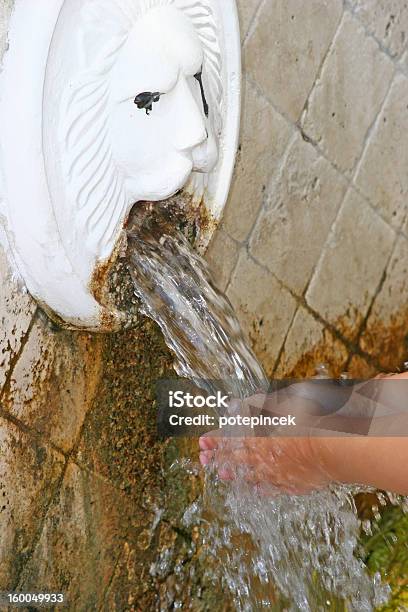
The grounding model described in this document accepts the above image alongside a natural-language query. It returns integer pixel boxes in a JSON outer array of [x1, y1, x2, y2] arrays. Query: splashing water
[[126, 204, 392, 611]]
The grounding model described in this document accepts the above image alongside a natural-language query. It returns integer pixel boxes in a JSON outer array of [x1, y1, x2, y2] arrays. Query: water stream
[[126, 203, 393, 611]]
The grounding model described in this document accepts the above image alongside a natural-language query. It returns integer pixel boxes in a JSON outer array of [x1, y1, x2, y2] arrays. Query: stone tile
[[302, 12, 394, 174], [275, 306, 348, 378], [101, 459, 223, 612], [2, 318, 103, 453], [306, 189, 395, 342], [221, 79, 292, 243], [226, 252, 297, 376], [205, 228, 239, 292], [249, 134, 348, 295], [245, 0, 343, 122], [0, 418, 65, 588], [76, 320, 174, 501], [236, 0, 261, 41], [400, 48, 408, 72], [360, 235, 408, 370], [0, 0, 14, 61], [348, 0, 408, 59], [101, 540, 156, 612], [355, 75, 408, 229], [18, 463, 144, 611], [0, 243, 36, 393], [347, 354, 379, 378]]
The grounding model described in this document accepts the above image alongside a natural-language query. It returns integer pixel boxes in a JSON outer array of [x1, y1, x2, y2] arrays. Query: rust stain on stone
[[90, 233, 126, 307], [88, 190, 218, 332], [360, 307, 408, 372], [250, 306, 408, 380]]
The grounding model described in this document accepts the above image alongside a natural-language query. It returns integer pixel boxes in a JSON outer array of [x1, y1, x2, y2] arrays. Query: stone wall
[[207, 0, 408, 378], [0, 0, 408, 610], [0, 2, 212, 608]]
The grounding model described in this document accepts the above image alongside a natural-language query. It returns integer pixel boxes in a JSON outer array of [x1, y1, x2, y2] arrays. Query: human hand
[[198, 387, 333, 495], [199, 374, 408, 496], [199, 434, 333, 496]]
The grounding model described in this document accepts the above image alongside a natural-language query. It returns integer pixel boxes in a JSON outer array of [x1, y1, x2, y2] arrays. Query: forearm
[[318, 436, 408, 494], [318, 372, 408, 494]]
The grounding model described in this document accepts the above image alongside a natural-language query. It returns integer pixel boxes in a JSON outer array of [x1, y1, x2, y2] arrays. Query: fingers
[[199, 430, 241, 450], [203, 444, 289, 489], [199, 450, 235, 480], [198, 430, 330, 496], [199, 450, 214, 466], [199, 435, 219, 451], [199, 437, 214, 451], [200, 440, 262, 482]]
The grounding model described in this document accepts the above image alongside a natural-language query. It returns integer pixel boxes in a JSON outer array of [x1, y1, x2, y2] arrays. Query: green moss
[[360, 506, 408, 611]]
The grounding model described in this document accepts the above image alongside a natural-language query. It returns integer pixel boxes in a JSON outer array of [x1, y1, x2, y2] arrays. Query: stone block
[[360, 235, 408, 370], [18, 462, 142, 611], [347, 354, 379, 378], [0, 244, 36, 394], [2, 318, 103, 453], [221, 79, 292, 243], [76, 321, 174, 501], [348, 0, 408, 59], [0, 1, 14, 61], [306, 189, 395, 342], [0, 419, 65, 588], [205, 228, 239, 292], [400, 48, 408, 72], [302, 12, 394, 174], [245, 0, 343, 122], [275, 306, 348, 378], [355, 74, 408, 229], [249, 134, 347, 295], [226, 252, 297, 376], [236, 0, 261, 41]]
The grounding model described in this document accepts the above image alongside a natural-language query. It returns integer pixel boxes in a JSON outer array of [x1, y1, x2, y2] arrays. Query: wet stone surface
[[0, 420, 65, 590], [1, 316, 103, 454]]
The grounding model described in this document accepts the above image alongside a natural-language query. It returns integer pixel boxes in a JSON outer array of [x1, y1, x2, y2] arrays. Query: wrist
[[307, 436, 339, 483], [312, 436, 358, 485]]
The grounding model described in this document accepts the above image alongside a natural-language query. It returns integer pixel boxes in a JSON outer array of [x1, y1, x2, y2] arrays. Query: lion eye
[[134, 92, 161, 115]]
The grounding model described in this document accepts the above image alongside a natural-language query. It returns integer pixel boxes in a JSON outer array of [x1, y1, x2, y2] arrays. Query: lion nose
[[172, 77, 208, 153], [192, 126, 219, 173]]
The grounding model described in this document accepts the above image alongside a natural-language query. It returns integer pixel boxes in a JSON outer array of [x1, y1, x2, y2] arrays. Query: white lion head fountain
[[0, 0, 240, 330]]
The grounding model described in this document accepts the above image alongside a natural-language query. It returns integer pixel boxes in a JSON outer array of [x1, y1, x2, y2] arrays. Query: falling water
[[126, 203, 393, 611]]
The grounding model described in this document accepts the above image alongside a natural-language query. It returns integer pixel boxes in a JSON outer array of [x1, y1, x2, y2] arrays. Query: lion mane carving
[[60, 0, 223, 263]]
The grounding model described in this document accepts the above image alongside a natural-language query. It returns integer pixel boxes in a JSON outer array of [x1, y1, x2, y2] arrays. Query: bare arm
[[318, 436, 408, 494], [200, 373, 408, 496], [318, 373, 408, 495]]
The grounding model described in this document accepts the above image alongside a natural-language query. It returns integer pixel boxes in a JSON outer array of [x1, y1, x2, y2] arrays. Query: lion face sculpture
[[0, 0, 239, 330], [110, 5, 219, 200], [62, 0, 222, 269]]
